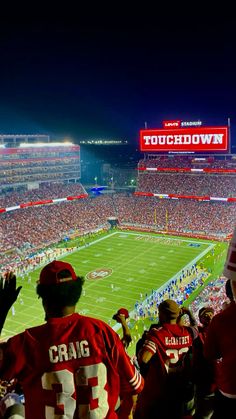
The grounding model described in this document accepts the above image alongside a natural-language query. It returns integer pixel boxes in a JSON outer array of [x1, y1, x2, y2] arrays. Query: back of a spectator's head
[[36, 260, 84, 315], [158, 299, 180, 323]]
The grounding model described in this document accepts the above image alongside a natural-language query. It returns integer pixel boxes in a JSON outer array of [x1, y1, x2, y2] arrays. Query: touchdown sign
[[140, 126, 229, 152]]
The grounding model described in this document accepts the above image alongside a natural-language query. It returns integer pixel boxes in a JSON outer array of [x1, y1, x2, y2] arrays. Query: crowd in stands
[[0, 182, 86, 208], [1, 192, 235, 274], [114, 195, 236, 235], [189, 277, 228, 317], [1, 196, 234, 253], [0, 196, 112, 253], [137, 173, 236, 196], [138, 156, 236, 169]]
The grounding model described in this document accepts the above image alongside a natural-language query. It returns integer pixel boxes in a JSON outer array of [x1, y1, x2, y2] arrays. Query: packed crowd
[[114, 194, 236, 235], [1, 192, 235, 274], [0, 182, 86, 208], [137, 172, 236, 196], [0, 196, 112, 253], [138, 156, 236, 169]]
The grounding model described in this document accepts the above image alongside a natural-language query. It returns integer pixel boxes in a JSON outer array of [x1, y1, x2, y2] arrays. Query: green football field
[[2, 230, 226, 344]]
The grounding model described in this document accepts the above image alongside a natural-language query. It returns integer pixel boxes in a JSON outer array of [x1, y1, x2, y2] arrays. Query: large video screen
[[140, 126, 229, 153]]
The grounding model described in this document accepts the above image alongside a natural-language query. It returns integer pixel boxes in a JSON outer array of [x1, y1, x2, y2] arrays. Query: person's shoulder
[[1, 330, 26, 348], [146, 325, 162, 337], [162, 323, 181, 332], [78, 314, 112, 328], [210, 302, 236, 325], [224, 301, 236, 311], [51, 313, 117, 333], [216, 301, 236, 317], [78, 314, 120, 339]]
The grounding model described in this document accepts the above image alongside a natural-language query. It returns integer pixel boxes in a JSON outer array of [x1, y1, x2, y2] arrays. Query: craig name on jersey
[[49, 340, 90, 363]]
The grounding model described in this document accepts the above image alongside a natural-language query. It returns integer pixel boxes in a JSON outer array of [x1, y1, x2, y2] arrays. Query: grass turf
[[1, 230, 227, 344]]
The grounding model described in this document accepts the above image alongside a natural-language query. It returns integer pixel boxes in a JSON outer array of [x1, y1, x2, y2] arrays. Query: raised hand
[[0, 272, 22, 334]]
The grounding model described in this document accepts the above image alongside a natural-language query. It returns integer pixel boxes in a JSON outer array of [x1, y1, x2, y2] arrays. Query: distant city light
[[79, 139, 128, 145]]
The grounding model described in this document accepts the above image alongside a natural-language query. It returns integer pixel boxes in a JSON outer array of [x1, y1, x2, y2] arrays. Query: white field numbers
[[41, 363, 109, 418]]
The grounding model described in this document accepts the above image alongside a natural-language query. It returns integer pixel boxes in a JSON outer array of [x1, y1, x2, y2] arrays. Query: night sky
[[0, 6, 235, 150]]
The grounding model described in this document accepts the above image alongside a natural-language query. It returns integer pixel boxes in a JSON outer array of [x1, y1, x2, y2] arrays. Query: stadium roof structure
[[0, 134, 50, 146]]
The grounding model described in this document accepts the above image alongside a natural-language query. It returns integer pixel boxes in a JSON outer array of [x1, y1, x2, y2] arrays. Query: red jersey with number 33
[[0, 313, 143, 418]]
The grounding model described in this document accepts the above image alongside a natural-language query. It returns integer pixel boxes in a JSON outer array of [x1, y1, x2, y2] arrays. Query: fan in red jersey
[[192, 306, 216, 419], [0, 261, 143, 419], [134, 299, 196, 419], [203, 231, 236, 419]]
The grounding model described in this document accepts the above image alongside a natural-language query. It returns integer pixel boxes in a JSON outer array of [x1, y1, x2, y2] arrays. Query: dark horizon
[[0, 8, 235, 150]]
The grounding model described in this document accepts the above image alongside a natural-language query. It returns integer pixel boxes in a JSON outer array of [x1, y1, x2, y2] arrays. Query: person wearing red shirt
[[193, 306, 215, 419], [135, 299, 195, 419], [0, 261, 144, 419], [204, 281, 236, 419]]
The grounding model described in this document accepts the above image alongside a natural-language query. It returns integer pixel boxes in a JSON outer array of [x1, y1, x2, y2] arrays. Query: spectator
[[222, 279, 234, 310], [204, 280, 236, 418], [135, 299, 195, 419], [0, 261, 144, 419], [193, 306, 215, 419], [113, 308, 132, 349]]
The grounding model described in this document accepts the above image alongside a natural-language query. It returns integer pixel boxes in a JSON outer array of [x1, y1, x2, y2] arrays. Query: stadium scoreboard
[[140, 120, 229, 153]]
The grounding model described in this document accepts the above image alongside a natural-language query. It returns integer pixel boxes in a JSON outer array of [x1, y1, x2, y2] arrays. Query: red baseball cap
[[117, 308, 129, 319], [39, 260, 77, 285]]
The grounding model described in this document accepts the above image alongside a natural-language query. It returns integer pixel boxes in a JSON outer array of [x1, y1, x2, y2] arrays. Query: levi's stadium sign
[[162, 120, 202, 128], [140, 126, 229, 153]]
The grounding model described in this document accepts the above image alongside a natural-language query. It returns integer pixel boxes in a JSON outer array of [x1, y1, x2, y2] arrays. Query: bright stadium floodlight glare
[[0, 144, 5, 148], [19, 142, 74, 148]]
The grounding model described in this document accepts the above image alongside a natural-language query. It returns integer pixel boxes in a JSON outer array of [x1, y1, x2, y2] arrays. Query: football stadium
[[0, 230, 228, 347], [0, 121, 235, 416]]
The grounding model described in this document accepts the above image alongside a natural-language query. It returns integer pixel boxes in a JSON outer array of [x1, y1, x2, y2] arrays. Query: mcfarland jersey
[[0, 313, 143, 419]]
